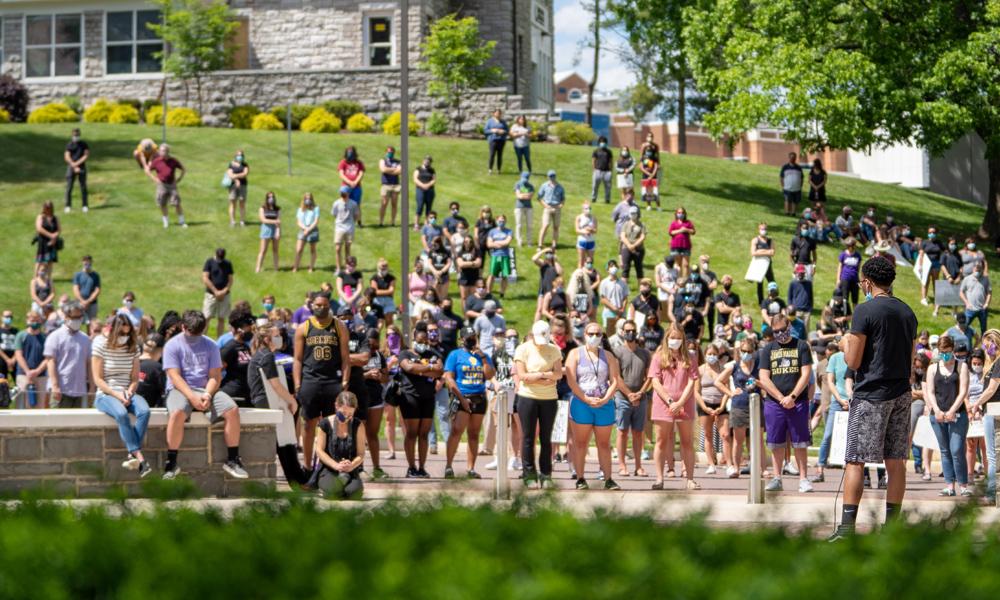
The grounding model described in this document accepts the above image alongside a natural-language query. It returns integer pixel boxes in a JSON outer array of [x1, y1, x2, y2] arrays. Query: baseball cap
[[547, 169, 557, 178], [483, 300, 497, 311], [460, 326, 477, 340], [767, 281, 779, 291], [336, 304, 353, 317], [339, 185, 351, 195]]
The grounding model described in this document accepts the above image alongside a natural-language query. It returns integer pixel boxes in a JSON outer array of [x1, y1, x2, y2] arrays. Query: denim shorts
[[614, 393, 647, 431]]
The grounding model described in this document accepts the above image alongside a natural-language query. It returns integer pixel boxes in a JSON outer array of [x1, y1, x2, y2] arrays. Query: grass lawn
[[0, 122, 990, 333]]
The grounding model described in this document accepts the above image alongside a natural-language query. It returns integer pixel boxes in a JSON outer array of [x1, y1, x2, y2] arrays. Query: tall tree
[[420, 14, 503, 134], [684, 0, 1000, 238], [148, 0, 239, 114], [585, 0, 601, 126], [609, 0, 698, 153]]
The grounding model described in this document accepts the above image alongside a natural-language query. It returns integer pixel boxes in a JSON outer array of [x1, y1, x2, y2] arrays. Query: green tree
[[420, 14, 503, 134], [621, 81, 663, 127], [684, 0, 1000, 237], [609, 0, 699, 153], [148, 0, 239, 114]]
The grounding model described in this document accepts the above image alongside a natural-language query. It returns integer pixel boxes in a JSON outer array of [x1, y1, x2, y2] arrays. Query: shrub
[[552, 120, 596, 145], [83, 99, 114, 123], [227, 105, 260, 129], [269, 104, 315, 130], [528, 119, 550, 142], [300, 108, 342, 134], [251, 112, 283, 131], [142, 99, 160, 114], [61, 95, 82, 114], [108, 104, 140, 124], [322, 100, 364, 123], [117, 98, 142, 110], [0, 108, 9, 124], [27, 102, 79, 124], [382, 111, 421, 136], [145, 105, 164, 125], [0, 74, 29, 122], [346, 112, 375, 133], [425, 111, 449, 135], [166, 107, 201, 127]]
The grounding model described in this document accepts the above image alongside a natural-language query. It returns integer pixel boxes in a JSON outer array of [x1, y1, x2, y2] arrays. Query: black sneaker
[[604, 479, 621, 491], [877, 476, 888, 489], [864, 476, 872, 489], [406, 467, 420, 478], [576, 478, 589, 490], [416, 468, 431, 479], [826, 524, 855, 542], [466, 470, 482, 479], [223, 457, 249, 479], [740, 465, 751, 476], [138, 461, 153, 479], [444, 466, 455, 479], [163, 464, 181, 480]]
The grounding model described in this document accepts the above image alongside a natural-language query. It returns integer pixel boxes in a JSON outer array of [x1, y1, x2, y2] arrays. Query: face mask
[[271, 334, 284, 350], [973, 365, 983, 374], [82, 263, 92, 271], [116, 336, 129, 346], [29, 322, 42, 331], [505, 339, 517, 354], [622, 151, 630, 157], [305, 199, 314, 207], [609, 267, 619, 276], [741, 351, 753, 363], [484, 309, 496, 318], [2, 317, 11, 326], [312, 307, 330, 319], [623, 331, 636, 342], [667, 338, 682, 350], [705, 354, 719, 365], [903, 229, 911, 237], [484, 212, 492, 219], [759, 229, 767, 236], [600, 142, 607, 148], [66, 318, 83, 332], [940, 352, 954, 362], [347, 151, 357, 161], [914, 367, 925, 376], [451, 209, 459, 216], [773, 329, 791, 344], [428, 330, 439, 341], [413, 342, 428, 353], [72, 136, 80, 142], [335, 411, 347, 423], [985, 342, 997, 357], [263, 303, 274, 312], [476, 287, 486, 295], [948, 244, 957, 252], [497, 221, 506, 228], [555, 286, 564, 294], [535, 332, 551, 344], [545, 254, 553, 261], [386, 152, 394, 160], [464, 337, 476, 350], [123, 300, 133, 308], [928, 233, 937, 240], [800, 228, 808, 236], [968, 243, 977, 250], [585, 262, 593, 270], [236, 155, 245, 164], [867, 210, 874, 217], [641, 288, 651, 296], [585, 334, 601, 348], [723, 283, 732, 291], [676, 213, 685, 220], [429, 218, 437, 225]]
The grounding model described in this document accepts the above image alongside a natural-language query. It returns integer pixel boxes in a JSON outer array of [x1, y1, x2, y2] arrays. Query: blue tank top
[[730, 360, 758, 410]]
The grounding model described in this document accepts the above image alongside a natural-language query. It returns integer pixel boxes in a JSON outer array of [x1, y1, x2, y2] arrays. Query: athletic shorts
[[614, 393, 647, 431], [697, 401, 729, 418], [166, 388, 237, 423], [783, 190, 802, 205], [577, 239, 596, 251], [298, 380, 341, 420], [453, 392, 487, 416], [763, 399, 810, 448], [399, 391, 435, 420], [570, 395, 616, 427], [156, 182, 181, 207], [490, 255, 511, 278], [845, 391, 911, 464]]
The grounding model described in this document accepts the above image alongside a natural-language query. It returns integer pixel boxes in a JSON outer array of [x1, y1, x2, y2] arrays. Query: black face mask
[[312, 306, 330, 319], [463, 337, 477, 350], [623, 331, 637, 342], [723, 284, 732, 291]]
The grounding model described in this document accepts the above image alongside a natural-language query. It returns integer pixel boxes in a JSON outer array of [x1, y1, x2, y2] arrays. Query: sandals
[[618, 468, 631, 477], [651, 481, 664, 490], [633, 468, 648, 477], [686, 480, 701, 491], [666, 469, 676, 478]]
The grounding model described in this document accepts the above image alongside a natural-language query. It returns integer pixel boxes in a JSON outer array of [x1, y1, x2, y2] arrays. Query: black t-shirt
[[714, 291, 741, 325], [203, 258, 233, 293], [66, 140, 89, 163], [416, 165, 436, 185], [631, 293, 659, 317], [247, 347, 279, 409], [642, 325, 664, 353], [941, 252, 963, 278], [850, 295, 917, 401], [371, 273, 395, 291], [759, 339, 813, 401], [429, 248, 450, 271], [983, 361, 1000, 404], [345, 325, 371, 391], [435, 310, 462, 354], [762, 296, 787, 316], [592, 147, 613, 171], [361, 302, 385, 330], [458, 249, 480, 284], [338, 269, 362, 292], [922, 239, 943, 262], [399, 347, 442, 401], [229, 163, 248, 186], [364, 349, 387, 405], [220, 339, 252, 401], [679, 310, 704, 340], [136, 358, 166, 407], [465, 294, 501, 320], [679, 277, 710, 308], [791, 235, 816, 264], [538, 263, 559, 295], [475, 218, 496, 249]]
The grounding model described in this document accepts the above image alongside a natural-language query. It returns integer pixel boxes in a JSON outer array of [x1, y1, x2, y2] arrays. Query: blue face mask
[[940, 352, 954, 362], [740, 352, 753, 363], [336, 411, 347, 423]]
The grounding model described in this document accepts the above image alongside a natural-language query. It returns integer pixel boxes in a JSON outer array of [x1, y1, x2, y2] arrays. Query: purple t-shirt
[[292, 305, 312, 326], [163, 334, 222, 390], [839, 251, 861, 282]]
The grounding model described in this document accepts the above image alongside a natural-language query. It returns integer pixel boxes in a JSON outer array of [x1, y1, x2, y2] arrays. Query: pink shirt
[[408, 272, 431, 303], [648, 352, 698, 421], [669, 220, 694, 250]]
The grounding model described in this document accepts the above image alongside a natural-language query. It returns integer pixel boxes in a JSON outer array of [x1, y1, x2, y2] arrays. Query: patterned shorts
[[844, 391, 911, 464]]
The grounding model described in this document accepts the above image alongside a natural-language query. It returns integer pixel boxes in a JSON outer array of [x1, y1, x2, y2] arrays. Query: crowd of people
[[2, 122, 996, 508]]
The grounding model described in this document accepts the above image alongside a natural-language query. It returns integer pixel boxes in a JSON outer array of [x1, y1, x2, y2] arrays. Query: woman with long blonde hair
[[972, 329, 1000, 500], [648, 324, 699, 490]]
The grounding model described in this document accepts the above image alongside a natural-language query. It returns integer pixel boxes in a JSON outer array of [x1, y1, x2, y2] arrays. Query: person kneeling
[[315, 392, 366, 500], [163, 310, 248, 480]]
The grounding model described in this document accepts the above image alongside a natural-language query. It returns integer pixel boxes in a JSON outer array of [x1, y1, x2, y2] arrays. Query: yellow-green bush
[[300, 108, 342, 133], [27, 102, 79, 124], [145, 105, 164, 125], [251, 113, 283, 131], [551, 120, 596, 145], [346, 113, 375, 133], [107, 103, 140, 124], [382, 111, 420, 136], [0, 108, 9, 123], [82, 99, 114, 123], [166, 107, 201, 127]]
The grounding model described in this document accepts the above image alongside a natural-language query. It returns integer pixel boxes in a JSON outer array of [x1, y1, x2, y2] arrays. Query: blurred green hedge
[[0, 497, 997, 599]]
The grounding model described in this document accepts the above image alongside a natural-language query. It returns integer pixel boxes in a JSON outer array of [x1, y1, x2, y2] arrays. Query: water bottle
[[27, 383, 37, 408]]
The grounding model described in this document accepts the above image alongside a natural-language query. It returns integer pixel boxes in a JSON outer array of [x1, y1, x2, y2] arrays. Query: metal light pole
[[399, 0, 410, 341], [161, 78, 168, 144], [748, 393, 764, 504]]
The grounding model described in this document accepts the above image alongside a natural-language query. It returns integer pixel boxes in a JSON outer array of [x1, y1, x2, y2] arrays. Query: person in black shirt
[[361, 327, 388, 478], [220, 310, 255, 405], [436, 298, 462, 354], [591, 137, 614, 204], [64, 128, 89, 212], [358, 288, 385, 331], [917, 227, 944, 308], [136, 334, 166, 407], [831, 256, 918, 540], [464, 279, 503, 323], [629, 278, 660, 322], [398, 327, 445, 477], [338, 305, 371, 420], [443, 201, 469, 235], [202, 248, 234, 339], [642, 313, 665, 353], [714, 275, 742, 327], [314, 392, 367, 499], [790, 222, 817, 273], [677, 299, 704, 341]]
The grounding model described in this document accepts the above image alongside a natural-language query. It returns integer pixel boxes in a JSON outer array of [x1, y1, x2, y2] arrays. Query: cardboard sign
[[745, 257, 771, 283], [967, 418, 985, 439], [261, 367, 297, 447], [934, 281, 963, 307], [913, 259, 931, 285], [829, 410, 886, 468], [551, 400, 570, 444], [912, 415, 941, 451]]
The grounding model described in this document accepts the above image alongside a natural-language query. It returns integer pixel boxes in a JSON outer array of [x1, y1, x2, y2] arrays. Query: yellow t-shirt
[[514, 341, 562, 400], [135, 140, 158, 160]]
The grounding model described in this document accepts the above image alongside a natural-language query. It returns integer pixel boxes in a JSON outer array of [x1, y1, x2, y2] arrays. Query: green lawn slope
[[0, 123, 988, 334]]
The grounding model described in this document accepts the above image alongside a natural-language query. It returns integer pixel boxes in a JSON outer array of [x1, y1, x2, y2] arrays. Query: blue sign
[[558, 110, 611, 144]]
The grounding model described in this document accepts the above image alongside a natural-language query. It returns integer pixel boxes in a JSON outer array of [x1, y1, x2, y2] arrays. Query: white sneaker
[[82, 206, 88, 213], [798, 478, 815, 493], [705, 465, 717, 475], [783, 461, 800, 476], [121, 456, 140, 471], [485, 460, 498, 470], [64, 206, 71, 213], [920, 298, 929, 306], [726, 466, 738, 478], [765, 477, 783, 492], [181, 223, 189, 228], [509, 457, 522, 470]]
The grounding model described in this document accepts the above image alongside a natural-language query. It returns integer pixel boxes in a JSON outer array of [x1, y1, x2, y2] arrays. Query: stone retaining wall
[[0, 409, 280, 497]]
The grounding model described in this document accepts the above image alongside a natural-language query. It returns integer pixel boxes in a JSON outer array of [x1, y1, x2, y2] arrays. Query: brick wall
[[0, 413, 278, 497]]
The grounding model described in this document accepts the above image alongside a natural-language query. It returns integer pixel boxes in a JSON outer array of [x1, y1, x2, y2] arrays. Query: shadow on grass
[[0, 129, 138, 185]]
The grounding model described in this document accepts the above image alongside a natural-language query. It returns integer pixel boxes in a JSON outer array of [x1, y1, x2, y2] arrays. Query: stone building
[[0, 0, 554, 122]]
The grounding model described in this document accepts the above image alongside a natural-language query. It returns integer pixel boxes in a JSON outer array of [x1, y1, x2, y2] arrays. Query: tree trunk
[[196, 75, 203, 116], [586, 0, 600, 127], [677, 77, 687, 155], [978, 154, 1000, 246]]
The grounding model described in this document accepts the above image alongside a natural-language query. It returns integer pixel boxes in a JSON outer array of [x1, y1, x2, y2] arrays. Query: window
[[106, 10, 163, 75], [535, 6, 547, 27], [24, 14, 82, 78], [364, 15, 392, 66]]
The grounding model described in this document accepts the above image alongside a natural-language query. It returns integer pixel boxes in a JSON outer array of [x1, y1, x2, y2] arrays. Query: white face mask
[[66, 318, 83, 332], [973, 365, 983, 374], [585, 334, 601, 348], [123, 300, 133, 308], [116, 336, 129, 346], [667, 338, 682, 350], [271, 334, 284, 351], [609, 267, 619, 276], [535, 332, 550, 344]]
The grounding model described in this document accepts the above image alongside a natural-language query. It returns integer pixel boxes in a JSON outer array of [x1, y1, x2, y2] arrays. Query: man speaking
[[832, 255, 917, 540]]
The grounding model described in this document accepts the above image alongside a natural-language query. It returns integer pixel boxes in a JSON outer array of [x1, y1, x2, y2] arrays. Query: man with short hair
[[790, 221, 817, 278], [163, 310, 248, 480], [332, 185, 359, 269], [443, 201, 468, 235], [473, 300, 506, 356], [613, 320, 652, 476], [787, 264, 814, 329], [146, 143, 187, 228], [72, 255, 101, 323], [43, 300, 91, 409], [598, 260, 630, 333], [960, 261, 991, 336], [591, 136, 614, 204], [64, 128, 89, 213], [14, 311, 48, 408], [487, 216, 514, 297], [537, 170, 566, 248], [202, 248, 234, 339], [779, 152, 803, 216], [831, 256, 917, 540]]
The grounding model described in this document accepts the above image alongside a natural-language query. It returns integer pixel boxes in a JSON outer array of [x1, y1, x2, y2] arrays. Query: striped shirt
[[92, 335, 139, 391]]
